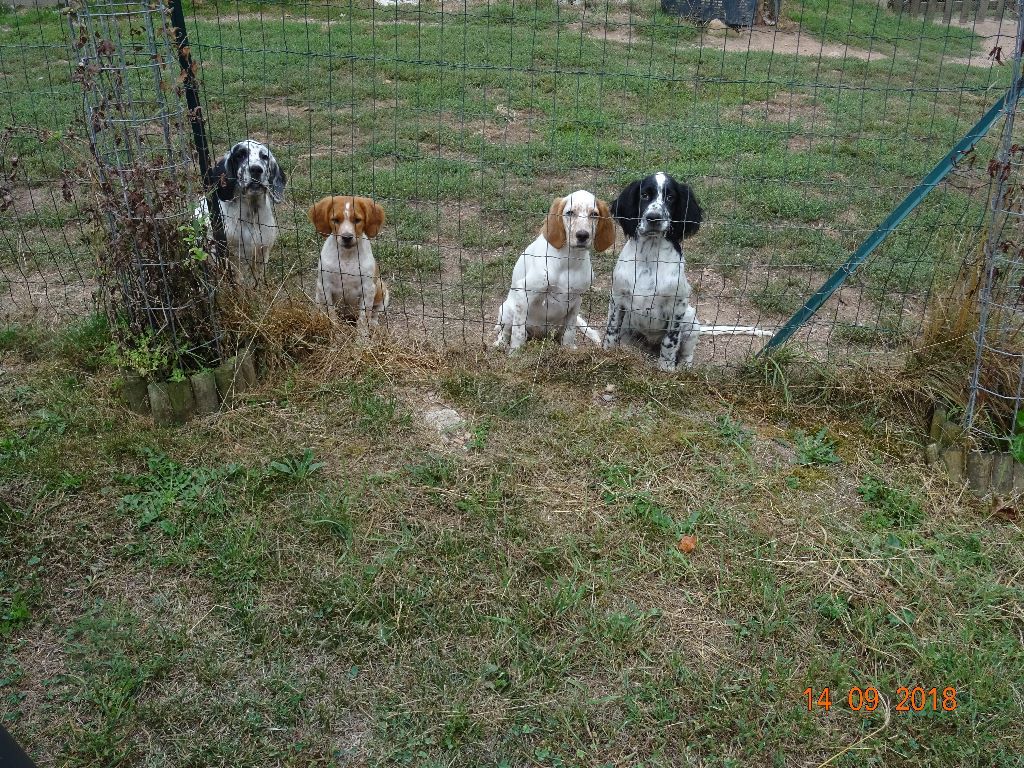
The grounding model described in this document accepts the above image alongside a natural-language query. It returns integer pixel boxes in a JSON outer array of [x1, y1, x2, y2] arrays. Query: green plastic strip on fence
[[762, 74, 1024, 354]]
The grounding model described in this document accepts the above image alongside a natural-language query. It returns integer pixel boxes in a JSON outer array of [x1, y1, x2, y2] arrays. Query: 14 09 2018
[[803, 686, 958, 712]]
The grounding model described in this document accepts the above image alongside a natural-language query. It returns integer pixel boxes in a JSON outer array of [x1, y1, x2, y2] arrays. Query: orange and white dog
[[494, 189, 615, 351], [310, 195, 389, 340]]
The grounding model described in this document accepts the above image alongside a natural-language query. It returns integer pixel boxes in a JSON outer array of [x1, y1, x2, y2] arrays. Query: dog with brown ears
[[310, 195, 389, 340], [494, 189, 616, 351]]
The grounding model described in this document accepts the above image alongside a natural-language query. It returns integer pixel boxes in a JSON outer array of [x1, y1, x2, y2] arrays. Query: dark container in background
[[661, 0, 759, 27]]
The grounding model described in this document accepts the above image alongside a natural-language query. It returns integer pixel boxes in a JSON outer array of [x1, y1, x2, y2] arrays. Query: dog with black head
[[198, 139, 287, 286], [604, 172, 768, 371]]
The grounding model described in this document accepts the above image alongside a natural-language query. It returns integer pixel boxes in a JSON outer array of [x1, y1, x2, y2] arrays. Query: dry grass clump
[[909, 255, 982, 408], [218, 285, 454, 383], [218, 289, 332, 365], [911, 244, 1024, 446]]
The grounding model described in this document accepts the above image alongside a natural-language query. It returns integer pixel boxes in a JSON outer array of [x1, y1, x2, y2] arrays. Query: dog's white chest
[[611, 238, 691, 339], [541, 258, 589, 300], [317, 236, 378, 314], [223, 197, 276, 256]]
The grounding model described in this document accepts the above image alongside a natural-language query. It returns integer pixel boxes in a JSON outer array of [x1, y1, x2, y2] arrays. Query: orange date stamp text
[[804, 686, 957, 712]]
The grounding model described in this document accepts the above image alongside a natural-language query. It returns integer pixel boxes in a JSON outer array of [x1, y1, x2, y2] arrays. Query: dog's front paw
[[602, 336, 617, 351], [657, 357, 678, 373]]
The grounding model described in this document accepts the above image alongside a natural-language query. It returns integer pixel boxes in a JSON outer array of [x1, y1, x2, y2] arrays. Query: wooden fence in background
[[902, 0, 1009, 22]]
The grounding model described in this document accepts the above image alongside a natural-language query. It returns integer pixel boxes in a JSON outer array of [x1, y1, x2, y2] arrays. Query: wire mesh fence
[[965, 7, 1024, 451], [1, 5, 93, 328], [70, 0, 224, 379], [1, 0, 1021, 371]]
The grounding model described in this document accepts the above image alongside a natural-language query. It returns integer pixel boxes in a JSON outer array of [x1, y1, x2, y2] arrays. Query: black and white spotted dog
[[603, 172, 769, 371], [197, 139, 287, 285]]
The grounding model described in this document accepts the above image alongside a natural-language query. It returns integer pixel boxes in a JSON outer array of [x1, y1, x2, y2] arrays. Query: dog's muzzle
[[244, 165, 267, 191], [639, 212, 669, 234]]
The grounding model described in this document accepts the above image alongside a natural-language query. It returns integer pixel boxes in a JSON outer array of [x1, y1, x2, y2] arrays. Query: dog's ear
[[610, 180, 641, 238], [594, 198, 615, 252], [359, 197, 386, 238], [308, 196, 334, 237], [671, 180, 703, 239], [268, 152, 287, 204], [208, 154, 237, 202], [541, 196, 567, 249]]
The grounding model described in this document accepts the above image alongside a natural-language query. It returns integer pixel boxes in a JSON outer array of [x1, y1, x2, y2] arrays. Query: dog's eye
[[353, 217, 362, 224], [589, 211, 598, 218], [331, 217, 339, 224], [260, 152, 269, 161], [640, 191, 650, 200]]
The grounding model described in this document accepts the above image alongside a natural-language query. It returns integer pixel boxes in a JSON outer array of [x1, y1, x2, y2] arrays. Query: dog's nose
[[249, 165, 264, 178], [576, 230, 590, 242], [340, 233, 355, 245], [645, 212, 664, 223]]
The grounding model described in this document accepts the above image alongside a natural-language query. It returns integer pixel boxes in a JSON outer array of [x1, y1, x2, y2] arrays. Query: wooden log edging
[[925, 403, 1024, 495], [116, 347, 258, 426]]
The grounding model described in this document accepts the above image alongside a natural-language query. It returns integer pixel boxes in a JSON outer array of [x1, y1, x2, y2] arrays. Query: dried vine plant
[[68, 0, 225, 380]]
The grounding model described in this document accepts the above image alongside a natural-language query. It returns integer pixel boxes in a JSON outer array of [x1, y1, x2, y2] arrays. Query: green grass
[[791, 0, 979, 58], [2, 5, 1023, 761], [792, 426, 842, 466], [2, 330, 1023, 765], [751, 276, 809, 316], [0, 1, 1010, 326]]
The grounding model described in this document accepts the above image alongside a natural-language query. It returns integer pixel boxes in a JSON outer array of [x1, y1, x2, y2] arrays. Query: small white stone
[[424, 407, 465, 433]]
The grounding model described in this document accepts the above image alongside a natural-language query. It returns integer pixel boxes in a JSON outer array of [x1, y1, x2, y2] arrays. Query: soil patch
[[698, 26, 885, 61], [944, 14, 1018, 68], [1, 264, 97, 328]]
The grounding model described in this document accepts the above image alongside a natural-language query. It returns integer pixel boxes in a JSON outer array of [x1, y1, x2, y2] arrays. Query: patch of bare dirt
[[838, 207, 860, 226], [698, 26, 885, 61], [787, 134, 815, 151], [466, 105, 547, 145], [427, 143, 483, 163], [215, 11, 294, 23], [572, 10, 638, 45], [725, 93, 829, 130], [683, 238, 905, 365], [304, 133, 375, 160], [6, 185, 55, 215], [1, 264, 97, 328], [944, 14, 1018, 68], [263, 100, 314, 119], [688, 267, 778, 365]]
